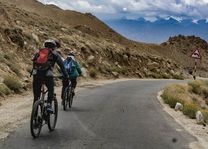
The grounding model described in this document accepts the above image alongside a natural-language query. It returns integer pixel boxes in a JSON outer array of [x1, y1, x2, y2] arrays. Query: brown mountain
[[0, 0, 186, 96]]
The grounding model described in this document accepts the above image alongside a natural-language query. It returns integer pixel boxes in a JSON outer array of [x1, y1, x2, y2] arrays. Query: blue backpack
[[64, 59, 75, 74]]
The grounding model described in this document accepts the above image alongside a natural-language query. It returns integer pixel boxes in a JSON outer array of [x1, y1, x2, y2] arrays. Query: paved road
[[0, 80, 196, 149]]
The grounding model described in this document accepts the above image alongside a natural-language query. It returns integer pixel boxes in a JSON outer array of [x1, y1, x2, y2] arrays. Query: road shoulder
[[157, 90, 208, 149]]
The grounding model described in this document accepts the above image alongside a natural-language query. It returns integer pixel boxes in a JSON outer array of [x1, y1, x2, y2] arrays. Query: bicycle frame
[[41, 85, 48, 100], [38, 85, 49, 123]]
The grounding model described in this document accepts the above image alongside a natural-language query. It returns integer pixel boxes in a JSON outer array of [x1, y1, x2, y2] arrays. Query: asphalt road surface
[[0, 80, 196, 149]]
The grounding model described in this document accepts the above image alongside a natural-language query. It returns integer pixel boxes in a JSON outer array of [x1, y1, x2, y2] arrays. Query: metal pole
[[193, 59, 197, 80]]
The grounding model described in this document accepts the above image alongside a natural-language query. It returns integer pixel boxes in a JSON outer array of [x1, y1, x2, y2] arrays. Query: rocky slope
[[0, 1, 183, 97], [161, 35, 208, 77]]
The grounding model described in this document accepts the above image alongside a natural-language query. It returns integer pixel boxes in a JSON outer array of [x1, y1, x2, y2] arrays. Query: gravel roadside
[[157, 91, 208, 149]]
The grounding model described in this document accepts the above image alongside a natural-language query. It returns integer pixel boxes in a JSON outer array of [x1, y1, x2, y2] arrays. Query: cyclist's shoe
[[46, 104, 53, 114]]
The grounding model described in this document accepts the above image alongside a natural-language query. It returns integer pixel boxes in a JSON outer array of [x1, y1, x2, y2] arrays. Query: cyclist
[[61, 51, 82, 101], [32, 39, 68, 113]]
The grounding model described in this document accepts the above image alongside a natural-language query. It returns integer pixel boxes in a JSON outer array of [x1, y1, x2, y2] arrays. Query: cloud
[[38, 0, 115, 14], [38, 0, 208, 20]]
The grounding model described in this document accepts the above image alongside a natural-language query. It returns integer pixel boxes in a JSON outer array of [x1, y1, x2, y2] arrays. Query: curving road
[[0, 80, 196, 149]]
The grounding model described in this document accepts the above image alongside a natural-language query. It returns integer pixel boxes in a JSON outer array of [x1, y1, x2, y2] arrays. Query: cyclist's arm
[[32, 53, 39, 61], [56, 55, 68, 78], [76, 62, 82, 76]]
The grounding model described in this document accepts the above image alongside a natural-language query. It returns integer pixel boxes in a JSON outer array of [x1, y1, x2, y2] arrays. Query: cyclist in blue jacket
[[61, 51, 82, 101]]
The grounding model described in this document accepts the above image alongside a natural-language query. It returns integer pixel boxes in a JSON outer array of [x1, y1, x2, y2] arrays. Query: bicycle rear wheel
[[30, 100, 43, 138], [69, 88, 74, 108], [48, 96, 58, 131], [63, 88, 68, 111], [69, 92, 73, 108]]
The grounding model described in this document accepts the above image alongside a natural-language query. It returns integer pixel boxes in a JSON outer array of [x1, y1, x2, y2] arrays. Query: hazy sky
[[38, 0, 208, 20]]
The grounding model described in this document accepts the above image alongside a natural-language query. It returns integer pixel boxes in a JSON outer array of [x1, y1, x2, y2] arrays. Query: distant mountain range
[[104, 18, 208, 43]]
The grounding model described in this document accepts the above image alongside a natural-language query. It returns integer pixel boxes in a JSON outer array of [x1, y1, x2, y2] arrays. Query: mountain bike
[[62, 80, 74, 110], [30, 81, 58, 138]]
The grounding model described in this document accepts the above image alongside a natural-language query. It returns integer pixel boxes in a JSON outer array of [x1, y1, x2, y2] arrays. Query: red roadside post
[[190, 49, 201, 80]]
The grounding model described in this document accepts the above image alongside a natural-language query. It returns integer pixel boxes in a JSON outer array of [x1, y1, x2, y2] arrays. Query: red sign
[[191, 49, 201, 59]]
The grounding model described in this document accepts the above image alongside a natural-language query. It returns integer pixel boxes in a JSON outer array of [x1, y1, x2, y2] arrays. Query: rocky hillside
[[161, 35, 208, 77], [0, 0, 183, 97]]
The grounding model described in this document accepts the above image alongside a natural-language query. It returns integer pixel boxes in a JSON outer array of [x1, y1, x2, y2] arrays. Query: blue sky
[[38, 0, 208, 21]]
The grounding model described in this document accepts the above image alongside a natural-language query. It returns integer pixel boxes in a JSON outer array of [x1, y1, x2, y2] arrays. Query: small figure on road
[[32, 39, 68, 113], [61, 50, 82, 101]]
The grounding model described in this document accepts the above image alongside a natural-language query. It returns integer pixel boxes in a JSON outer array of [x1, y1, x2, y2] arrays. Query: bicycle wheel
[[69, 88, 74, 108], [30, 100, 43, 138], [48, 96, 58, 131], [63, 88, 68, 111]]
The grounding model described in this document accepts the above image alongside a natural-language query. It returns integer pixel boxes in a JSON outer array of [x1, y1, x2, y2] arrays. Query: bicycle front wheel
[[30, 100, 43, 138], [69, 87, 74, 108], [63, 88, 68, 111], [48, 96, 58, 131], [69, 91, 74, 108]]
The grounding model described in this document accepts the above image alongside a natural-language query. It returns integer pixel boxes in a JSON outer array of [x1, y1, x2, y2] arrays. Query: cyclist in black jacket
[[32, 39, 68, 113]]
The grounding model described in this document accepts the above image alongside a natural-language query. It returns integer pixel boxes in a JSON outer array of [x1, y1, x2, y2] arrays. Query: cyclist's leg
[[71, 78, 77, 89], [70, 78, 77, 96], [33, 76, 43, 105], [45, 77, 54, 104]]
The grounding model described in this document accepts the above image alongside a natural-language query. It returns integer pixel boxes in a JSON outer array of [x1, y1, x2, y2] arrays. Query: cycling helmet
[[68, 51, 75, 57], [44, 39, 57, 49]]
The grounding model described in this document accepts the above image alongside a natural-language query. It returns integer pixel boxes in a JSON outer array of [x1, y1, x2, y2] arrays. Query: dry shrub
[[202, 110, 208, 124], [3, 76, 23, 93], [182, 103, 199, 119], [0, 83, 11, 97], [188, 80, 204, 95], [162, 85, 186, 108], [89, 68, 97, 78]]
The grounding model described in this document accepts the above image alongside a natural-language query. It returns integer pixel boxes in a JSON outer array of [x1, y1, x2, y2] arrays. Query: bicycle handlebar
[[53, 76, 64, 79]]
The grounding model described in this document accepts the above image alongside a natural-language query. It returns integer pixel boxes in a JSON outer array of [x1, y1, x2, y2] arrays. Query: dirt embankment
[[0, 1, 185, 99]]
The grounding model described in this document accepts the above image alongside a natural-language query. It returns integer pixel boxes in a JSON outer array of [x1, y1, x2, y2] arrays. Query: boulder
[[135, 71, 143, 78], [81, 46, 89, 54], [0, 77, 4, 83], [143, 67, 148, 75], [132, 56, 138, 61], [31, 33, 39, 43], [115, 61, 119, 66], [117, 65, 122, 69], [196, 111, 204, 124], [170, 70, 175, 74], [81, 67, 87, 77], [15, 20, 21, 24], [102, 61, 111, 67], [98, 57, 102, 63], [112, 71, 119, 78], [167, 63, 171, 69], [61, 28, 67, 32], [123, 54, 128, 61], [87, 55, 95, 62], [147, 62, 158, 71], [22, 77, 29, 83], [174, 102, 183, 111]]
